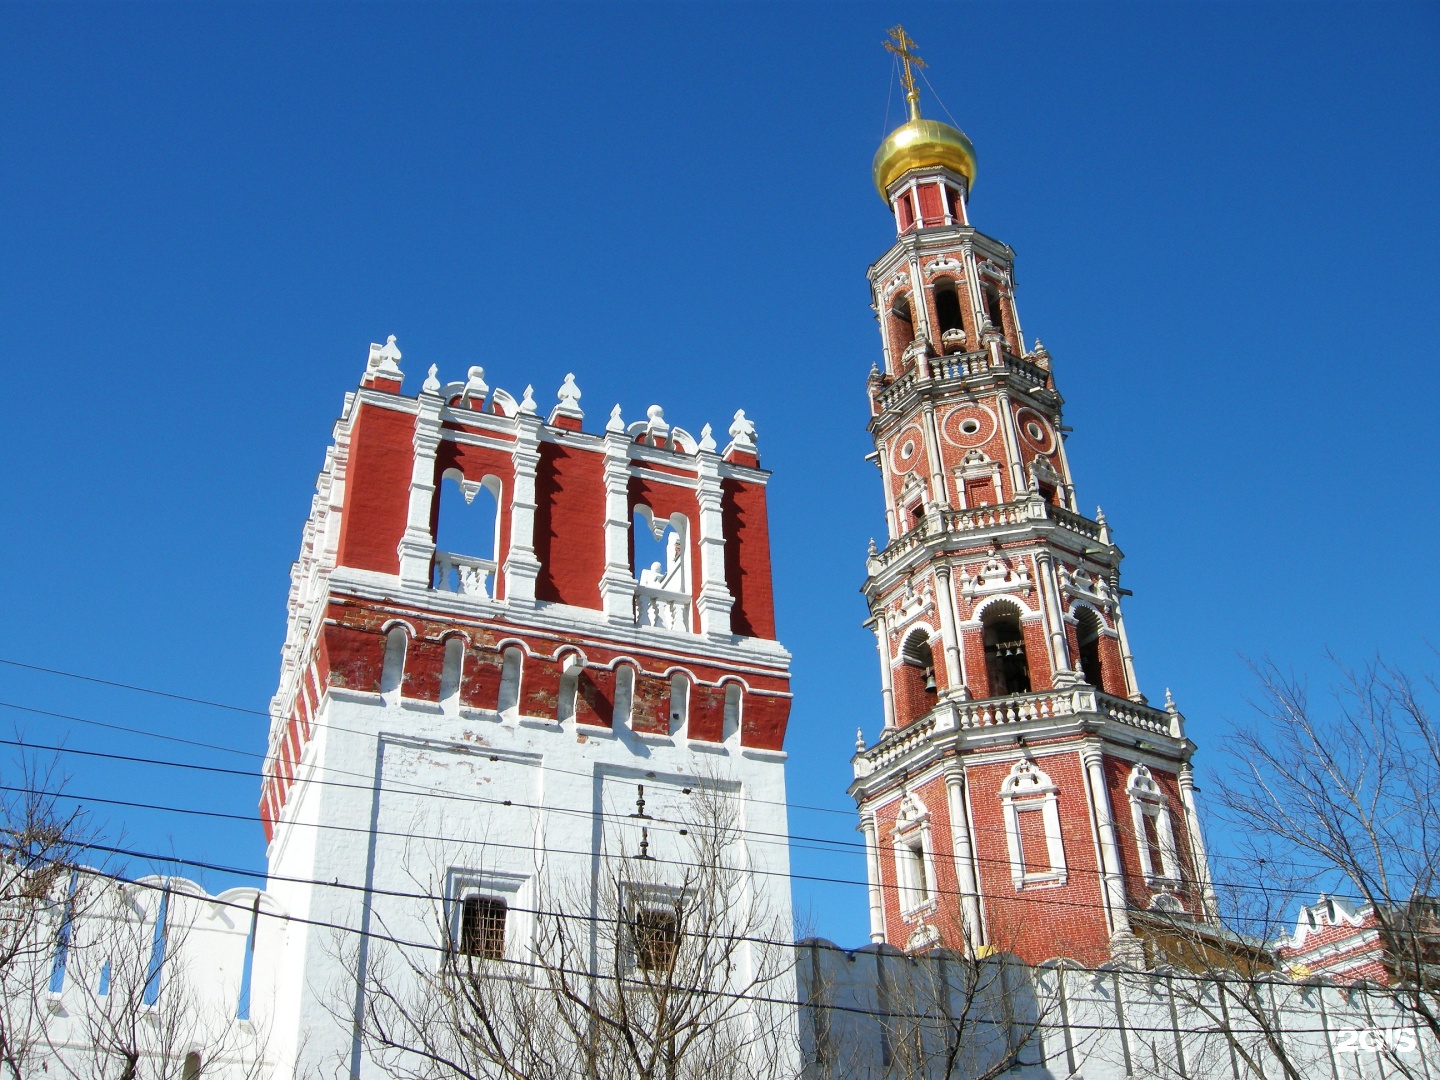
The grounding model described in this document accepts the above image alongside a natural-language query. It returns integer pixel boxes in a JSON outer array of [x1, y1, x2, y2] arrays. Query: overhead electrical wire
[[0, 684, 1371, 889], [14, 835, 1413, 1038], [0, 765, 1370, 920]]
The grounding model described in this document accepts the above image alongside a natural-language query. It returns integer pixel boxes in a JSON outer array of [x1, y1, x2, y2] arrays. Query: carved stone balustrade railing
[[858, 687, 1178, 773], [1045, 503, 1104, 543], [872, 499, 1108, 572], [636, 585, 693, 633], [874, 351, 1049, 414], [433, 551, 497, 599]]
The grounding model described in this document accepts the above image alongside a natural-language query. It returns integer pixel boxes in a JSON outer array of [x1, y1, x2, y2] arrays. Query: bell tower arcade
[[850, 30, 1217, 967]]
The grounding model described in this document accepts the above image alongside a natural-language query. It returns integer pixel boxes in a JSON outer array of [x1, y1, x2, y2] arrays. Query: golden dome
[[872, 114, 977, 202]]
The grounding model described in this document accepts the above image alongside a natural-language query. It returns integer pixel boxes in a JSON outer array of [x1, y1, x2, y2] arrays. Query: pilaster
[[932, 566, 965, 697], [1036, 550, 1077, 688], [694, 449, 737, 639], [1177, 764, 1219, 919], [397, 392, 443, 587], [599, 430, 636, 621], [872, 612, 896, 731], [504, 413, 543, 607], [1081, 742, 1141, 962], [943, 768, 985, 950], [860, 812, 886, 944]]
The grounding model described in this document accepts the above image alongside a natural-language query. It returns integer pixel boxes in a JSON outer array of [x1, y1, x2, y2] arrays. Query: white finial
[[367, 334, 403, 379], [606, 404, 625, 433], [645, 405, 669, 443], [855, 727, 866, 752], [459, 365, 488, 409], [520, 385, 537, 414], [550, 373, 584, 424], [726, 409, 758, 455], [729, 409, 757, 445], [422, 363, 441, 395], [698, 423, 716, 452], [1165, 688, 1176, 712], [558, 373, 582, 409]]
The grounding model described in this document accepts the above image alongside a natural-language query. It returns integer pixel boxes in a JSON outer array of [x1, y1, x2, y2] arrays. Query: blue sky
[[1, 2, 1436, 948]]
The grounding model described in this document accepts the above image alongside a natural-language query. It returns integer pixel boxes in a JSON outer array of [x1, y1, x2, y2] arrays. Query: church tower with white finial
[[850, 28, 1218, 966]]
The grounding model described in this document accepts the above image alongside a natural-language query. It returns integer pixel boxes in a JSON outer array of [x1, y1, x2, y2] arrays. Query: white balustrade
[[636, 585, 692, 632], [433, 551, 497, 598]]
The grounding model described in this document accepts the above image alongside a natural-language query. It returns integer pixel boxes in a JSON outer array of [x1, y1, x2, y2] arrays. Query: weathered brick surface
[[535, 442, 606, 609], [335, 403, 413, 574]]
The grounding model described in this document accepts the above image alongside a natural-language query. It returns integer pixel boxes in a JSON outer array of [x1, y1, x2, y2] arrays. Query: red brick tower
[[260, 340, 796, 1073], [850, 33, 1217, 966]]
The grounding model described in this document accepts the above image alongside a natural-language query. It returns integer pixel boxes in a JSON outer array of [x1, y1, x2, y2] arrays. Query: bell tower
[[850, 29, 1217, 966]]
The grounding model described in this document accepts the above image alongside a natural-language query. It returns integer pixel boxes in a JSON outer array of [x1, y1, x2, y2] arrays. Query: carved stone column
[[504, 413, 543, 606], [1109, 577, 1144, 701], [872, 612, 896, 731], [860, 812, 886, 944], [1081, 742, 1141, 961], [1035, 550, 1077, 686], [943, 767, 985, 950], [994, 388, 1026, 498], [933, 566, 964, 695], [1177, 764, 1219, 919], [397, 391, 443, 588], [694, 445, 737, 638], [598, 425, 636, 621], [920, 400, 949, 509]]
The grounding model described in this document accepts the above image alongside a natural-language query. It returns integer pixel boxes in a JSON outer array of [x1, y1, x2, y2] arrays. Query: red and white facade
[[260, 340, 795, 1075], [850, 156, 1219, 966]]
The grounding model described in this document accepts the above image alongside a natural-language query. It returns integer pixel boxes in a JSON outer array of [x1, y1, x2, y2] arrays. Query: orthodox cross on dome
[[884, 24, 926, 119]]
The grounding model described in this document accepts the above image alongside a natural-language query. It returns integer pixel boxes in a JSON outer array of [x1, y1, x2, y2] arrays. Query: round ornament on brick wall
[[1014, 408, 1055, 453], [889, 425, 925, 474], [940, 404, 997, 448]]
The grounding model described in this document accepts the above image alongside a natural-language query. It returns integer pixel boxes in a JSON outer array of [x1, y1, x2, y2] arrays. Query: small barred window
[[459, 896, 506, 961]]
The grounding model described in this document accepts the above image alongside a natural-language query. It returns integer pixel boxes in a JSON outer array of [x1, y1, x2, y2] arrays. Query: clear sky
[[1, 2, 1437, 948]]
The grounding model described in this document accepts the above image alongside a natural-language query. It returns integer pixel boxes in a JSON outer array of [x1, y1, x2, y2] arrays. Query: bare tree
[[0, 753, 94, 1079], [47, 875, 271, 1080], [341, 781, 799, 1080], [1106, 657, 1440, 1079], [800, 899, 1063, 1080]]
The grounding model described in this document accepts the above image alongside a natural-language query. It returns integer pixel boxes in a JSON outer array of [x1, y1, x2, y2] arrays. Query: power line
[[0, 689, 1371, 888], [22, 841, 1418, 1039], [0, 773, 1366, 932]]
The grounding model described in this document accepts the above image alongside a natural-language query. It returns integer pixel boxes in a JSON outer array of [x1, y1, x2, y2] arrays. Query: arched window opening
[[901, 629, 938, 697], [982, 283, 1006, 335], [633, 508, 691, 631], [668, 673, 690, 737], [933, 279, 966, 349], [982, 604, 1031, 696], [1075, 608, 1105, 689], [613, 665, 636, 729], [722, 683, 742, 743], [182, 1053, 202, 1080], [380, 627, 408, 702], [439, 637, 464, 712], [497, 648, 523, 718], [888, 293, 916, 366], [557, 654, 582, 724], [434, 471, 501, 598]]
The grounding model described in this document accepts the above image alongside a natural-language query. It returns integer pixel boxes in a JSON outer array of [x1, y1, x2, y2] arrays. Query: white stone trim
[[1000, 759, 1067, 889], [1126, 764, 1180, 889]]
